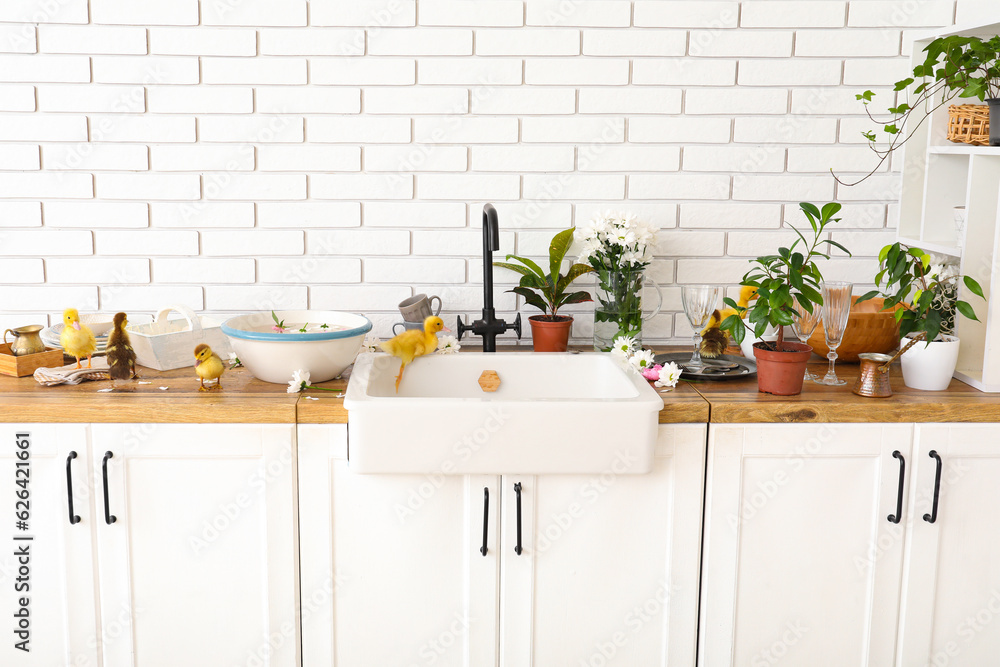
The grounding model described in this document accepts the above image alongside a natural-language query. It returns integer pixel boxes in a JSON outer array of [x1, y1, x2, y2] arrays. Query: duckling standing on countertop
[[194, 343, 225, 391], [381, 315, 448, 392], [60, 308, 97, 369], [106, 312, 137, 382]]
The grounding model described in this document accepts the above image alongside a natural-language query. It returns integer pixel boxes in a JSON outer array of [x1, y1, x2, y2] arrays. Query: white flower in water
[[288, 369, 310, 394], [655, 362, 682, 389], [437, 335, 461, 354], [629, 349, 656, 373], [361, 333, 381, 354]]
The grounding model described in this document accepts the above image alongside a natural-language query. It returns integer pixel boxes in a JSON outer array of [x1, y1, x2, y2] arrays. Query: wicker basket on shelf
[[947, 104, 990, 146]]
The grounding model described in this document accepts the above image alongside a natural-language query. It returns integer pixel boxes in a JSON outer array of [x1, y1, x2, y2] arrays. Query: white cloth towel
[[34, 357, 110, 386]]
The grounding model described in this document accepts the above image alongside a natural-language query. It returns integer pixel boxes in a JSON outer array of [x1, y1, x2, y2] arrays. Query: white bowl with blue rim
[[221, 310, 372, 385]]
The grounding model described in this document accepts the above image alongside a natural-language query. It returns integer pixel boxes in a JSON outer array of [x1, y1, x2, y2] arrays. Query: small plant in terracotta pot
[[719, 202, 850, 395], [494, 228, 594, 352]]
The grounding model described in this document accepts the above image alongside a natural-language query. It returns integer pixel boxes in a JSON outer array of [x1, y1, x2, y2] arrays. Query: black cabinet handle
[[66, 451, 80, 525], [923, 450, 943, 524], [888, 450, 905, 524], [514, 482, 523, 555], [102, 451, 117, 525], [480, 487, 489, 556]]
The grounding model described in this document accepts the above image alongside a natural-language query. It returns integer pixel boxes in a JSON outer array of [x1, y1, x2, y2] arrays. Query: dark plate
[[653, 352, 757, 381]]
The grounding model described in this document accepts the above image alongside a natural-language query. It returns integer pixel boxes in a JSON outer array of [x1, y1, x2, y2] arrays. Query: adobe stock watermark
[[750, 620, 809, 667], [579, 579, 679, 667]]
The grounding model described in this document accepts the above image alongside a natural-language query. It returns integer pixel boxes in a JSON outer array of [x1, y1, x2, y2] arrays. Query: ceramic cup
[[399, 294, 442, 322], [392, 321, 425, 335]]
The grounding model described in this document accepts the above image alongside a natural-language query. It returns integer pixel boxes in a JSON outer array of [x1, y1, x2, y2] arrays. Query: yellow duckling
[[700, 285, 760, 358], [193, 344, 225, 391], [60, 308, 97, 369], [380, 315, 448, 392]]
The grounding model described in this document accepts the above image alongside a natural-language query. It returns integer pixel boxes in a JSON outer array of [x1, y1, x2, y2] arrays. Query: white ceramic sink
[[344, 352, 663, 474]]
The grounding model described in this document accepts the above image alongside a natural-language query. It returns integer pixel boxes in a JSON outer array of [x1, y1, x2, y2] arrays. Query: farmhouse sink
[[344, 352, 663, 474]]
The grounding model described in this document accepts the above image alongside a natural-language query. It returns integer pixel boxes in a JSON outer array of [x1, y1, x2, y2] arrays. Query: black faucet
[[456, 204, 521, 352]]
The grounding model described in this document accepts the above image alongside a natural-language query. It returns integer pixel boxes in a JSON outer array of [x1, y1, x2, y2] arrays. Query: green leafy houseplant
[[719, 202, 850, 351], [840, 35, 1000, 185], [494, 227, 595, 320], [855, 243, 985, 345]]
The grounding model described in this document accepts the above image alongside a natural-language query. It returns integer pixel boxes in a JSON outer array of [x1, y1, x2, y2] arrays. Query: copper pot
[[852, 353, 894, 398]]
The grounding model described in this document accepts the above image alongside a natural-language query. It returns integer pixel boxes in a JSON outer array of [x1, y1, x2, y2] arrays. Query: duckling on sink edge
[[380, 316, 448, 392]]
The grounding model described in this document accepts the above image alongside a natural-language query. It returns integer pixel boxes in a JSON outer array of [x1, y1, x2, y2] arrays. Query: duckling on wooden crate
[[106, 312, 137, 387], [194, 344, 225, 391], [699, 285, 759, 358], [60, 308, 96, 369], [381, 315, 448, 391]]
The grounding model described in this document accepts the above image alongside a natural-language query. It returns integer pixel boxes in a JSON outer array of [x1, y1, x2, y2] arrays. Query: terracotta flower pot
[[753, 341, 813, 396], [529, 315, 573, 352]]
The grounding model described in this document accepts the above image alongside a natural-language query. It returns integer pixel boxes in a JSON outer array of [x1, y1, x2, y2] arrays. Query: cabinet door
[[91, 423, 298, 667], [500, 424, 706, 666], [700, 424, 913, 667], [898, 424, 1000, 667], [0, 424, 100, 667], [298, 425, 499, 667]]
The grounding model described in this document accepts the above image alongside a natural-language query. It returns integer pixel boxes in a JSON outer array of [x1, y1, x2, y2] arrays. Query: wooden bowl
[[807, 297, 901, 363]]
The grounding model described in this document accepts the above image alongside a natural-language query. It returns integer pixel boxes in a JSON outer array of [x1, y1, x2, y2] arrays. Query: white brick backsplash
[[733, 117, 838, 144], [795, 29, 901, 56], [203, 0, 306, 27], [525, 58, 629, 85], [0, 173, 92, 199], [420, 174, 520, 200], [522, 116, 624, 143], [45, 201, 148, 228], [630, 117, 732, 143], [842, 58, 912, 86], [369, 29, 472, 56], [90, 115, 196, 143], [260, 28, 365, 56], [575, 202, 677, 229], [676, 258, 755, 284], [471, 146, 574, 172], [48, 258, 149, 283], [365, 202, 467, 227], [312, 173, 413, 199], [312, 59, 416, 85], [684, 146, 784, 173], [655, 231, 726, 257], [203, 57, 307, 85], [257, 86, 361, 113], [200, 116, 305, 143], [420, 1, 524, 26], [0, 114, 86, 141], [37, 84, 144, 113], [154, 258, 256, 284], [471, 87, 575, 114], [308, 230, 409, 255], [96, 230, 197, 256], [311, 285, 411, 310], [0, 144, 39, 170], [630, 174, 730, 200], [92, 0, 198, 26], [727, 230, 808, 257], [45, 142, 148, 171], [151, 202, 255, 229], [205, 174, 306, 201], [634, 1, 739, 28], [787, 146, 886, 173], [791, 86, 894, 115], [524, 174, 624, 200], [93, 56, 199, 85], [733, 174, 836, 201], [0, 84, 35, 111], [259, 257, 361, 283], [98, 174, 199, 201], [741, 1, 846, 27], [632, 59, 736, 86], [203, 230, 304, 257], [148, 87, 254, 114], [311, 117, 411, 143], [205, 285, 306, 310], [37, 26, 147, 55], [680, 203, 782, 229], [149, 28, 258, 57], [583, 29, 686, 56], [690, 30, 793, 57], [2, 230, 93, 255], [0, 258, 43, 283], [738, 59, 843, 87], [476, 29, 580, 56], [365, 87, 469, 114], [0, 202, 42, 227], [366, 145, 467, 172], [258, 202, 362, 228], [580, 145, 681, 172], [414, 116, 518, 143], [834, 173, 900, 202], [258, 145, 360, 172], [103, 286, 203, 311], [0, 0, 88, 24], [365, 258, 465, 283], [311, 0, 417, 27], [581, 87, 682, 115], [151, 145, 253, 172], [4, 287, 97, 311], [0, 55, 90, 83], [490, 201, 572, 229], [526, 0, 631, 27], [848, 1, 953, 27], [419, 58, 523, 85], [0, 25, 35, 54]]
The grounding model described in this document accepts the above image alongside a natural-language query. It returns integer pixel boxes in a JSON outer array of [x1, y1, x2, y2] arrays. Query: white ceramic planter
[[899, 334, 960, 391], [739, 324, 779, 358]]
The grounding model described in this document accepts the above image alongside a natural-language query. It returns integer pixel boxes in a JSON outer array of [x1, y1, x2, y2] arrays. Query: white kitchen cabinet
[[896, 424, 1000, 667], [0, 424, 101, 667], [699, 423, 914, 667], [91, 423, 299, 667], [298, 424, 499, 667], [500, 424, 706, 666]]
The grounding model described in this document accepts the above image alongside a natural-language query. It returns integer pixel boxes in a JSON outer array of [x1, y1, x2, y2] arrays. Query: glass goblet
[[791, 300, 823, 382], [815, 281, 853, 386], [681, 285, 721, 370]]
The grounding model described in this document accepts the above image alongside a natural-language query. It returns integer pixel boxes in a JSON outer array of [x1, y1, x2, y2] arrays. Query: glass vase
[[593, 269, 663, 351]]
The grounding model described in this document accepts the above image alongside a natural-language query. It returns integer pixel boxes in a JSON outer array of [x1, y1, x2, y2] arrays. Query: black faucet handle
[[456, 315, 470, 341], [506, 312, 522, 339]]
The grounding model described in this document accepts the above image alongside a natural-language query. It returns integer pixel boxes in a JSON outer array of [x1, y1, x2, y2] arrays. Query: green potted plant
[[494, 228, 595, 352], [856, 243, 985, 390], [719, 202, 850, 395], [840, 35, 1000, 185]]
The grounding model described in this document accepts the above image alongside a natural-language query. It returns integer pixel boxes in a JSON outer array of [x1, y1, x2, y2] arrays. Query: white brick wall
[[0, 0, 973, 344]]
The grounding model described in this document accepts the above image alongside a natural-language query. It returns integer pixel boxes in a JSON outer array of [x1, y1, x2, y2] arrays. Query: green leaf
[[956, 300, 980, 322], [893, 77, 915, 91], [495, 258, 545, 282], [855, 290, 880, 305], [925, 310, 942, 344], [556, 263, 594, 293], [821, 239, 852, 256], [720, 315, 745, 344], [547, 228, 575, 281], [560, 290, 593, 306], [820, 202, 842, 221], [509, 287, 549, 314], [964, 275, 985, 299], [878, 245, 892, 264]]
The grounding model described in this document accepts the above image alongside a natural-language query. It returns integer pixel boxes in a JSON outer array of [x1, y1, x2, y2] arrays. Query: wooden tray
[[0, 344, 66, 377]]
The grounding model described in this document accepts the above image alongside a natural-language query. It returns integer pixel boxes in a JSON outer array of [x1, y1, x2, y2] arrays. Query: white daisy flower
[[629, 349, 657, 372], [288, 369, 310, 394], [437, 335, 461, 354], [361, 333, 381, 354], [655, 362, 682, 389]]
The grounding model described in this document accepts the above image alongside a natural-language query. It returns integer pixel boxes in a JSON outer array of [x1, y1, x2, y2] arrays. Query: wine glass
[[791, 299, 822, 382], [681, 285, 721, 370], [815, 281, 853, 386]]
